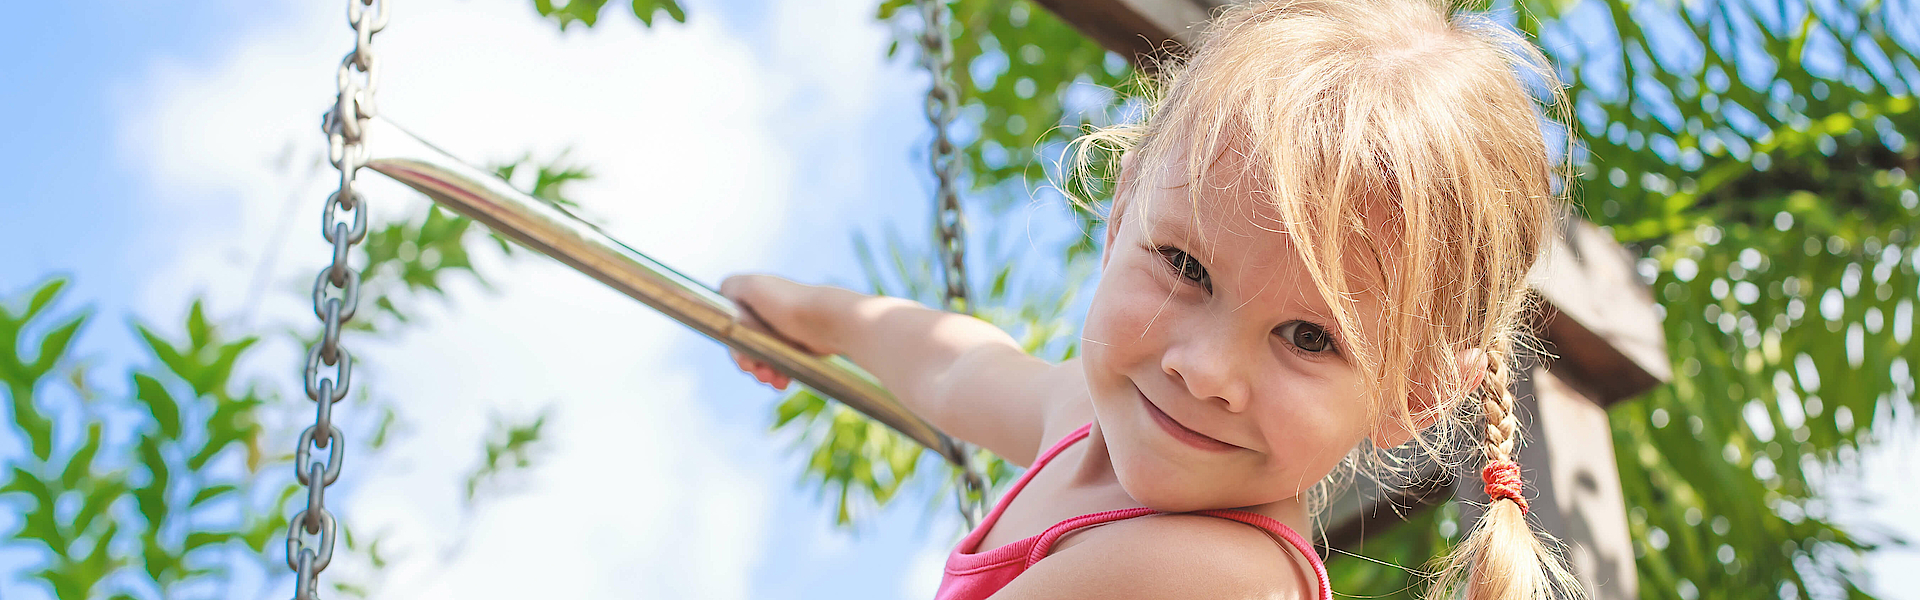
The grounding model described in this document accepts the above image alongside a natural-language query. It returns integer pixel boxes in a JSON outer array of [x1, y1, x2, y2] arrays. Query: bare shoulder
[[987, 513, 1318, 600], [1031, 357, 1096, 456]]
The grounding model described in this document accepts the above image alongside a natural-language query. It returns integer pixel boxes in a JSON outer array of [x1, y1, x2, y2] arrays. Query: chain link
[[916, 0, 970, 315], [287, 1, 383, 598], [913, 0, 989, 531]]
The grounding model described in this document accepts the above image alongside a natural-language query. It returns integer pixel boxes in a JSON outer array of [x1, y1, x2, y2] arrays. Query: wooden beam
[[1531, 218, 1672, 406], [1321, 221, 1666, 548], [1027, 0, 1218, 66]]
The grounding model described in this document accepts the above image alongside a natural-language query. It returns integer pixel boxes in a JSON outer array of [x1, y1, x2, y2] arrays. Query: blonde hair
[[1064, 0, 1582, 598]]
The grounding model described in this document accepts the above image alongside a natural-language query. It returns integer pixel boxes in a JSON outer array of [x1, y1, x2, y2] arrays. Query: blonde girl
[[721, 0, 1581, 597]]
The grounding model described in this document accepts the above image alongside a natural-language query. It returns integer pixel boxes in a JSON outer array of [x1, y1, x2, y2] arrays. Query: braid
[[1479, 349, 1517, 461], [1424, 341, 1580, 600], [1477, 347, 1529, 512]]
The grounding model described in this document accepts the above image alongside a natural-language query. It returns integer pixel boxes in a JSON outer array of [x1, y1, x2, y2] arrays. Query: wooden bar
[[1027, 0, 1219, 66]]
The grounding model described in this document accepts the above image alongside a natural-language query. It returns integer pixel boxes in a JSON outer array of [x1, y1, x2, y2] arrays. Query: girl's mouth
[[1136, 384, 1242, 453]]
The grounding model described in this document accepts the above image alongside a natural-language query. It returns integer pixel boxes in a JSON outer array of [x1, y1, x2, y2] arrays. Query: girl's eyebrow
[[1144, 209, 1198, 241]]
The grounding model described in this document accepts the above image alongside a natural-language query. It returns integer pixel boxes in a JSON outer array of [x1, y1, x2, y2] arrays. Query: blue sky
[[2, 1, 1917, 599], [0, 0, 1026, 598]]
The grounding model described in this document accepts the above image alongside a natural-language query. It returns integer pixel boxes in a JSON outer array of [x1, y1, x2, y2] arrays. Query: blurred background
[[0, 0, 1914, 599]]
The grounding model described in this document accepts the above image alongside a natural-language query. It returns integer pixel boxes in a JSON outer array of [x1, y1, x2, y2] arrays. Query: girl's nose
[[1160, 327, 1253, 413]]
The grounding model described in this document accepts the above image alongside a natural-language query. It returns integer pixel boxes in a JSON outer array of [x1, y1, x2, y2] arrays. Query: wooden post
[[1022, 5, 1667, 596], [1322, 221, 1660, 600]]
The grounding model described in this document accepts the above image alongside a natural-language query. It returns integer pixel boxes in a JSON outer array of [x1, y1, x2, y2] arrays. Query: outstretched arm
[[720, 274, 1063, 466]]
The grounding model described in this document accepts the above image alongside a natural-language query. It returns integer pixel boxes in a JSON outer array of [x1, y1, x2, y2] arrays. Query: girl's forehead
[[1133, 159, 1289, 253], [1129, 133, 1400, 285]]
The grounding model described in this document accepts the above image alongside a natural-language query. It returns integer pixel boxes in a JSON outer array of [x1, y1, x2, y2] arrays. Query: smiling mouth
[[1136, 384, 1242, 453]]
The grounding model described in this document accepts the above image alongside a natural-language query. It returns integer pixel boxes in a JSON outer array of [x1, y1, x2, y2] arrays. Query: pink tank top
[[933, 423, 1332, 600]]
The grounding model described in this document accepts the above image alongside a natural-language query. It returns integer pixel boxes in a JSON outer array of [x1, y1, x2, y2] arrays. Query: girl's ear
[[1102, 151, 1142, 270], [1369, 348, 1489, 449]]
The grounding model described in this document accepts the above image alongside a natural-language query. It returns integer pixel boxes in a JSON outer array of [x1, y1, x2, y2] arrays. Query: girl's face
[[1081, 148, 1389, 512]]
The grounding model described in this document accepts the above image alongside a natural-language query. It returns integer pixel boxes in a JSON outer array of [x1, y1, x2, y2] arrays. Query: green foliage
[[0, 154, 573, 599], [880, 0, 1134, 219], [532, 0, 685, 30], [0, 279, 288, 599], [464, 408, 553, 504], [1524, 0, 1913, 596]]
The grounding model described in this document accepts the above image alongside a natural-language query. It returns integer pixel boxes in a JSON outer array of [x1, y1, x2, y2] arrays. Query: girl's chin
[[1108, 439, 1307, 512], [1108, 447, 1242, 512]]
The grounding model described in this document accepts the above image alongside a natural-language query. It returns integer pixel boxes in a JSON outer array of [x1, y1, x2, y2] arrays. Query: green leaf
[[190, 484, 238, 507], [142, 534, 176, 583], [135, 324, 191, 387], [133, 435, 169, 529], [60, 423, 104, 488], [8, 387, 53, 461], [3, 469, 66, 553], [186, 300, 210, 350], [27, 312, 87, 378], [631, 0, 685, 25], [185, 531, 233, 552], [773, 389, 826, 428], [73, 521, 121, 596], [1, 466, 53, 501], [24, 276, 69, 318], [133, 373, 181, 438], [74, 477, 129, 535], [242, 505, 285, 552], [189, 335, 256, 398]]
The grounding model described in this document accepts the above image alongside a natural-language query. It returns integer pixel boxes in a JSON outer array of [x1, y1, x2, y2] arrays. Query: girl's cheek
[[1092, 271, 1174, 341]]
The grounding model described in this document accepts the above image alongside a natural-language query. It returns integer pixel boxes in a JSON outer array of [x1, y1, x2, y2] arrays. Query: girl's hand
[[719, 274, 831, 391]]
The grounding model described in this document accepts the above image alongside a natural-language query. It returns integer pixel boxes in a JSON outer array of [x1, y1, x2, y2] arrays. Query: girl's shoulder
[[1000, 512, 1319, 600], [1034, 360, 1096, 445]]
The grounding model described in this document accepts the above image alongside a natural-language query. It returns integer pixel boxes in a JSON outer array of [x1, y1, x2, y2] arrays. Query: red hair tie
[[1481, 460, 1529, 513]]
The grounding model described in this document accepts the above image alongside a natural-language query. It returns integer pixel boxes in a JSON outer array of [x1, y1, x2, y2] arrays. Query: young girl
[[722, 0, 1580, 598]]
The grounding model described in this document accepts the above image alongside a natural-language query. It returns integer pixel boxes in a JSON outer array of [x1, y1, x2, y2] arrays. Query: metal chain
[[913, 0, 988, 531], [287, 2, 385, 599], [917, 0, 970, 315]]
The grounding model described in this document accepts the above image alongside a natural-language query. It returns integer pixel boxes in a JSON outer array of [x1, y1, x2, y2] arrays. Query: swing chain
[[915, 0, 970, 315], [914, 0, 989, 531], [288, 1, 384, 599]]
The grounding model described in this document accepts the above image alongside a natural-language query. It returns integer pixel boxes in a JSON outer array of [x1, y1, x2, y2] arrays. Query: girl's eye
[[1156, 246, 1211, 291], [1277, 321, 1336, 354]]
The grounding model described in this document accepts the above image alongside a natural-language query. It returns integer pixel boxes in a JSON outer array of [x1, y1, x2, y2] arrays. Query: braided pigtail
[[1425, 347, 1581, 600]]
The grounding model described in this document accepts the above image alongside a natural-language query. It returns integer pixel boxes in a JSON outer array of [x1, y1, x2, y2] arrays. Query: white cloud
[[109, 0, 906, 597]]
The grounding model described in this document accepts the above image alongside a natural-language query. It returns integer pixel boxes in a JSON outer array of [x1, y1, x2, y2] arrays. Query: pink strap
[[1016, 426, 1331, 600], [1023, 507, 1157, 566], [952, 423, 1102, 559], [1020, 508, 1330, 600], [1194, 510, 1333, 600], [1033, 423, 1094, 468]]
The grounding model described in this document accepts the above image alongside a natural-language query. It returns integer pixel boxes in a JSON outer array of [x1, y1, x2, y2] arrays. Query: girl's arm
[[720, 274, 1064, 466]]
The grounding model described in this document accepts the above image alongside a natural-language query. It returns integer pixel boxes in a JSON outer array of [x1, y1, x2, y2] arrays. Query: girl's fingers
[[728, 346, 790, 390]]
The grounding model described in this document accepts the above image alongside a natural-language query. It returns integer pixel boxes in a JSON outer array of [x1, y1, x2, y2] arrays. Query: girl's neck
[[1069, 420, 1316, 537]]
